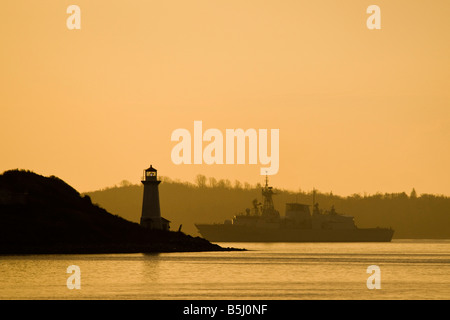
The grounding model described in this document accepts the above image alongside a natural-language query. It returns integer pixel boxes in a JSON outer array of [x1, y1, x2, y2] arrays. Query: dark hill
[[0, 170, 236, 254], [86, 177, 450, 239]]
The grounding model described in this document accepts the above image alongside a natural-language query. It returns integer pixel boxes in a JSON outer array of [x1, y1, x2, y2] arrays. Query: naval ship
[[195, 177, 394, 242]]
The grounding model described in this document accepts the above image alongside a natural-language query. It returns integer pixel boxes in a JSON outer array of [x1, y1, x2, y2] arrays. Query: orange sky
[[1, 1, 449, 196]]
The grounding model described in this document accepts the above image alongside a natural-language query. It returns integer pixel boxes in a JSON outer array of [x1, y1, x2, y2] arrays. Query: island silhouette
[[0, 170, 239, 254]]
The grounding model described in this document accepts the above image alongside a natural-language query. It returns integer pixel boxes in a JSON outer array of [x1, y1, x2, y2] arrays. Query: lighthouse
[[140, 165, 170, 230]]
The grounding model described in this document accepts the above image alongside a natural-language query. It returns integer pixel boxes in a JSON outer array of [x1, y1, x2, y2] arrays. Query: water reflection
[[1, 241, 449, 299]]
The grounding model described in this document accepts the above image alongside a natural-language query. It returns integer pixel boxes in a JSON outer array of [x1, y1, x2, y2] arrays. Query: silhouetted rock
[[0, 170, 240, 254]]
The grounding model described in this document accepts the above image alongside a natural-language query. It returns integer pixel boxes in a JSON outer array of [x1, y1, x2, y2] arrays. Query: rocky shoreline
[[0, 170, 243, 255]]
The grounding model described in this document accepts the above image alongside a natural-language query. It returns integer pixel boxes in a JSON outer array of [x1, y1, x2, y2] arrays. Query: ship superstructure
[[195, 176, 394, 242]]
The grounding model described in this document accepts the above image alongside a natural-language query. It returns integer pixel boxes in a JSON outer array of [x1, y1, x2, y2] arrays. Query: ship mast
[[312, 187, 316, 208], [312, 187, 320, 215], [261, 173, 279, 218]]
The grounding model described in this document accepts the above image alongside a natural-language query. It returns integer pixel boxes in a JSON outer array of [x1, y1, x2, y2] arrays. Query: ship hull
[[195, 224, 394, 242]]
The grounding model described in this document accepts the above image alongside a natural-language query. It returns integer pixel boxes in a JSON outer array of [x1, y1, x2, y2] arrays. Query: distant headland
[[0, 169, 241, 254]]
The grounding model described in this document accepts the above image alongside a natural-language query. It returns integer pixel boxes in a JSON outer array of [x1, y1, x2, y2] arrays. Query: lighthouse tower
[[140, 165, 170, 230]]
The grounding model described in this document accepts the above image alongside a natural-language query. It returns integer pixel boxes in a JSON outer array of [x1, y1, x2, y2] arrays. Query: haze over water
[[1, 240, 449, 300]]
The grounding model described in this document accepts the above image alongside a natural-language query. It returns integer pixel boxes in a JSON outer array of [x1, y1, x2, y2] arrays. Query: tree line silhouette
[[86, 174, 450, 239]]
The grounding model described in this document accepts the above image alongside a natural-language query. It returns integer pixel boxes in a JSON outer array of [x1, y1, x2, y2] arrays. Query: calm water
[[1, 240, 449, 300]]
